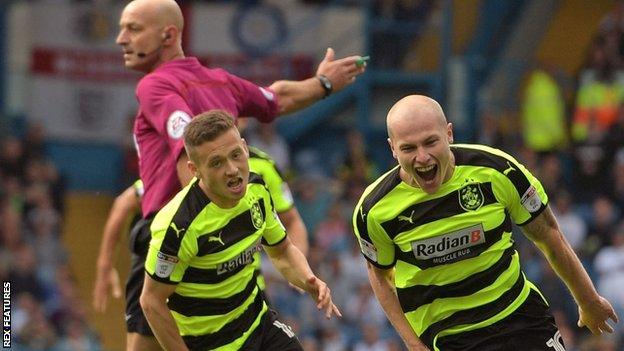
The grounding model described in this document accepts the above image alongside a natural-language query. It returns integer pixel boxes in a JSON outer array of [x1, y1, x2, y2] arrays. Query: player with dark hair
[[352, 95, 618, 350], [142, 110, 339, 350]]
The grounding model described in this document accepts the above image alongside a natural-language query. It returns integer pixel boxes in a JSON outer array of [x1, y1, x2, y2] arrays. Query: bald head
[[125, 0, 184, 31], [387, 95, 447, 139]]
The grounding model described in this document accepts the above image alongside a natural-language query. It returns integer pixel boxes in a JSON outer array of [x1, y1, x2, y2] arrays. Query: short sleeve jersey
[[248, 146, 294, 213], [134, 57, 279, 217], [352, 144, 549, 350], [144, 173, 286, 350]]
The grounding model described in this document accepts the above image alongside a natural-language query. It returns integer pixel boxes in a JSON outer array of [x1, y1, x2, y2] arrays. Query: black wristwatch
[[317, 74, 333, 98]]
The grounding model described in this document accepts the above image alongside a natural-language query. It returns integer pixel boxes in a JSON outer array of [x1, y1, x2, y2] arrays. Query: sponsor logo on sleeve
[[155, 252, 179, 278], [359, 238, 378, 262], [166, 110, 191, 139], [521, 185, 542, 213], [259, 87, 275, 101]]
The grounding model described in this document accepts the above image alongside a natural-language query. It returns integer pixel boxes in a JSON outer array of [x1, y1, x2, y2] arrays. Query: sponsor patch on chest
[[411, 224, 485, 264]]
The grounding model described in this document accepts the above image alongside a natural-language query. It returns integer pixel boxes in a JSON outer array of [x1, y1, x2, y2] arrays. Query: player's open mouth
[[227, 177, 244, 192], [415, 164, 437, 182]]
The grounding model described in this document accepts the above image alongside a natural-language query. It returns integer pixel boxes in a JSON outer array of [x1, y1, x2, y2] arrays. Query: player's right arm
[[93, 184, 139, 312], [140, 275, 188, 351], [366, 263, 430, 351], [352, 194, 429, 351]]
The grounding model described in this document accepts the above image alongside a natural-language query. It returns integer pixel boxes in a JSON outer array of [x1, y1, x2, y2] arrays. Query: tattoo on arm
[[522, 206, 559, 242]]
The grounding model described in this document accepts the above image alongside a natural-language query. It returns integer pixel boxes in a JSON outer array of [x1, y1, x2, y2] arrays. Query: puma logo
[[503, 161, 516, 176], [398, 210, 415, 224], [208, 231, 225, 246], [169, 222, 185, 238]]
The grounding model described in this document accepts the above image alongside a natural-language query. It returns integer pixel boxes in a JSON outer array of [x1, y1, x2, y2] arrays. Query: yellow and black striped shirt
[[145, 173, 286, 350], [352, 144, 549, 350], [248, 146, 293, 214]]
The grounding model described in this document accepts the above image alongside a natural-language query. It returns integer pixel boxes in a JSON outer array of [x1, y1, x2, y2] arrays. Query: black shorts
[[125, 217, 154, 336], [436, 289, 566, 351], [238, 310, 303, 351]]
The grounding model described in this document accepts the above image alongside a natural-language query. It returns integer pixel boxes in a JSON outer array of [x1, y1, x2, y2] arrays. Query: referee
[[352, 95, 618, 351]]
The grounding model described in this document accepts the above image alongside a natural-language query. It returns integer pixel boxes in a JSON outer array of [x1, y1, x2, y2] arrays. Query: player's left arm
[[269, 48, 365, 115], [264, 236, 341, 319], [521, 205, 619, 334], [277, 207, 308, 256]]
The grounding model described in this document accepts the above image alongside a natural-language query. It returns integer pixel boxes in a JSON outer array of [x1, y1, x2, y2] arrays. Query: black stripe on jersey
[[396, 247, 516, 312], [248, 172, 265, 186], [182, 261, 245, 284], [197, 198, 266, 256], [169, 270, 261, 316], [452, 146, 531, 200], [382, 182, 498, 239], [161, 180, 211, 256], [355, 167, 402, 243], [183, 241, 262, 284], [182, 289, 265, 350], [394, 215, 512, 269], [419, 271, 525, 349]]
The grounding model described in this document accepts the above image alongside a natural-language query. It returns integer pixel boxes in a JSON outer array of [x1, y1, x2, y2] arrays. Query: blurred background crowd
[[2, 0, 624, 350]]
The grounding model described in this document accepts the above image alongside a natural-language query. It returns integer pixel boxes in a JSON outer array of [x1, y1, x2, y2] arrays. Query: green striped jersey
[[145, 173, 286, 350], [247, 146, 293, 292], [352, 144, 549, 350], [248, 146, 293, 213]]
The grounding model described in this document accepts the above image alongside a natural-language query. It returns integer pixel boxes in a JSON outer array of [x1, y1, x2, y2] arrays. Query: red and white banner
[[9, 2, 364, 143]]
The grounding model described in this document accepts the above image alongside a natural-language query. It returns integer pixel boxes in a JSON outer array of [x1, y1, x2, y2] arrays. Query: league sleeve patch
[[167, 110, 192, 139], [155, 251, 179, 278], [359, 238, 378, 262], [521, 185, 542, 213], [259, 87, 275, 101]]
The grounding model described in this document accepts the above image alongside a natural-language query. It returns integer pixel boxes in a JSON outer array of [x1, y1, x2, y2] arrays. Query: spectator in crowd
[[246, 121, 292, 172], [594, 225, 624, 330], [572, 38, 624, 143], [521, 65, 568, 154]]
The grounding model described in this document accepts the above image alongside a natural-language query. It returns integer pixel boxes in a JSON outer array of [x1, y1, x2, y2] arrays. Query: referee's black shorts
[[125, 216, 154, 336], [436, 289, 566, 351]]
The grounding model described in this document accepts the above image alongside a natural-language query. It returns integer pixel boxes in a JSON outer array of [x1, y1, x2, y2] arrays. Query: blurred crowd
[[4, 1, 624, 351], [0, 123, 103, 350]]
